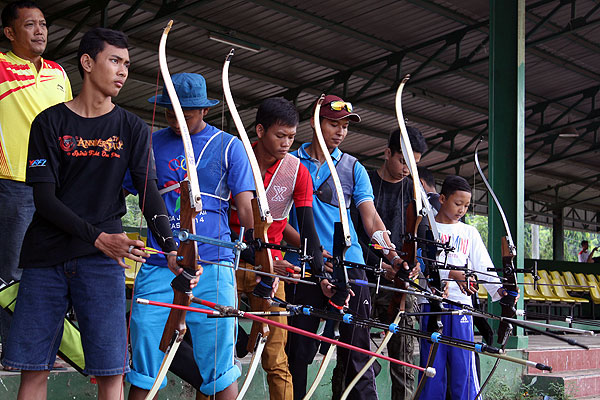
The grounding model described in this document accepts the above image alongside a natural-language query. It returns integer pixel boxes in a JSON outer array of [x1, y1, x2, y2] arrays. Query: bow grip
[[497, 293, 517, 344], [170, 268, 196, 294], [253, 276, 275, 299], [329, 222, 350, 308]]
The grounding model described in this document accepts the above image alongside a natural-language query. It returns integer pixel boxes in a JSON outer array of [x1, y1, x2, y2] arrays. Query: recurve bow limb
[[145, 20, 202, 400]]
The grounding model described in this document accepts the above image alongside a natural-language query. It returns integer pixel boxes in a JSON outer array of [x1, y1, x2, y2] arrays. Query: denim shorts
[[3, 253, 130, 376]]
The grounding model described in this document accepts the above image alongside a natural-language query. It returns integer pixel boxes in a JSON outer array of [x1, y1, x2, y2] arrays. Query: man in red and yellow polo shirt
[[0, 0, 72, 366]]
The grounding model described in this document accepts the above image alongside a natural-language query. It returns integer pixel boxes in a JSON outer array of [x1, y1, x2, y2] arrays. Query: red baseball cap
[[318, 95, 361, 122]]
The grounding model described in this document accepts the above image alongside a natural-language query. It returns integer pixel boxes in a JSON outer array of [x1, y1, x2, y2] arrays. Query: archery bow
[[340, 74, 436, 400], [222, 49, 275, 400], [394, 81, 446, 400], [393, 75, 444, 400], [145, 20, 203, 400], [303, 94, 352, 400], [473, 137, 519, 399]]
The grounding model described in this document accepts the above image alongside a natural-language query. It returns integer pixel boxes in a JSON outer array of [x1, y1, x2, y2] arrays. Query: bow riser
[[327, 222, 351, 307], [159, 180, 199, 352], [246, 198, 274, 352], [497, 236, 518, 342]]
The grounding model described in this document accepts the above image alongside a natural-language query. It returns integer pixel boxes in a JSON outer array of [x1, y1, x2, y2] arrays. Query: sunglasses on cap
[[328, 100, 353, 112]]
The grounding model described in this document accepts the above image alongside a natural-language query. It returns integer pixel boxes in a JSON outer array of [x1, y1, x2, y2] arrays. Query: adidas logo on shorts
[[460, 315, 469, 324]]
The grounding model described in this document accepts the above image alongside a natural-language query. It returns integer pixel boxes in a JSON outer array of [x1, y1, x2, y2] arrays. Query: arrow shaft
[[137, 298, 428, 373]]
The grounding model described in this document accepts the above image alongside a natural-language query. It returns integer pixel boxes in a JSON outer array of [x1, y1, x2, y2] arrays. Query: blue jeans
[[0, 179, 34, 361], [3, 253, 129, 375]]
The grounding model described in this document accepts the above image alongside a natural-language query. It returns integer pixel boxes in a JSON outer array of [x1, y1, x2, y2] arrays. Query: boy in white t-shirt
[[418, 175, 508, 400]]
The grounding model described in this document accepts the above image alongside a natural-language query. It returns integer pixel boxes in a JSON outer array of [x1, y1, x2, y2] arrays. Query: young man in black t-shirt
[[353, 127, 427, 400], [3, 28, 183, 400]]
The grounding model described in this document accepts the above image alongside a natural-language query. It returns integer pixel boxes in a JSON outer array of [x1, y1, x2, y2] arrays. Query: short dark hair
[[77, 28, 128, 78], [1, 1, 41, 29], [256, 97, 299, 132], [418, 166, 435, 188], [440, 175, 471, 197], [388, 126, 427, 155], [582, 240, 589, 247]]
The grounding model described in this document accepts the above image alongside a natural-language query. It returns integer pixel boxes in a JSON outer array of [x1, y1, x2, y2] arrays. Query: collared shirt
[[286, 143, 374, 266], [0, 51, 72, 181], [229, 148, 313, 260]]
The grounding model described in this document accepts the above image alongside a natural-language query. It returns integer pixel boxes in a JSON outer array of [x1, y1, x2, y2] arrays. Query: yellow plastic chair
[[535, 274, 562, 303], [124, 233, 146, 287], [584, 274, 600, 317], [584, 274, 600, 303], [523, 274, 546, 301], [478, 284, 488, 300], [561, 271, 584, 292], [523, 273, 552, 320], [549, 270, 564, 284], [573, 273, 591, 292], [551, 279, 588, 304], [126, 232, 142, 241], [538, 270, 552, 284]]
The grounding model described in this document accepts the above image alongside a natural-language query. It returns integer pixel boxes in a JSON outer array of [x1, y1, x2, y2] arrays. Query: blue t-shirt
[[286, 143, 374, 267], [124, 124, 254, 266]]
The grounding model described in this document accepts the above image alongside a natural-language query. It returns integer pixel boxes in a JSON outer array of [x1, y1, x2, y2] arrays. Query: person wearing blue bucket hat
[[148, 72, 220, 110], [125, 72, 256, 399]]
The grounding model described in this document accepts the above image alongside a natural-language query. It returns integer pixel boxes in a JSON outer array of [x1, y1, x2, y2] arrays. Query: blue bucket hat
[[148, 72, 219, 109]]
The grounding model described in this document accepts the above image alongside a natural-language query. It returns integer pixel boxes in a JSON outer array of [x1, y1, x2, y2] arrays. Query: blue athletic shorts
[[3, 253, 129, 376], [126, 262, 240, 395]]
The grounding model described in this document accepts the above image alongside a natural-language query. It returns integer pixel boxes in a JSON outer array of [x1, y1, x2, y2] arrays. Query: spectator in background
[[579, 240, 598, 263], [0, 0, 72, 368], [418, 166, 441, 212]]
